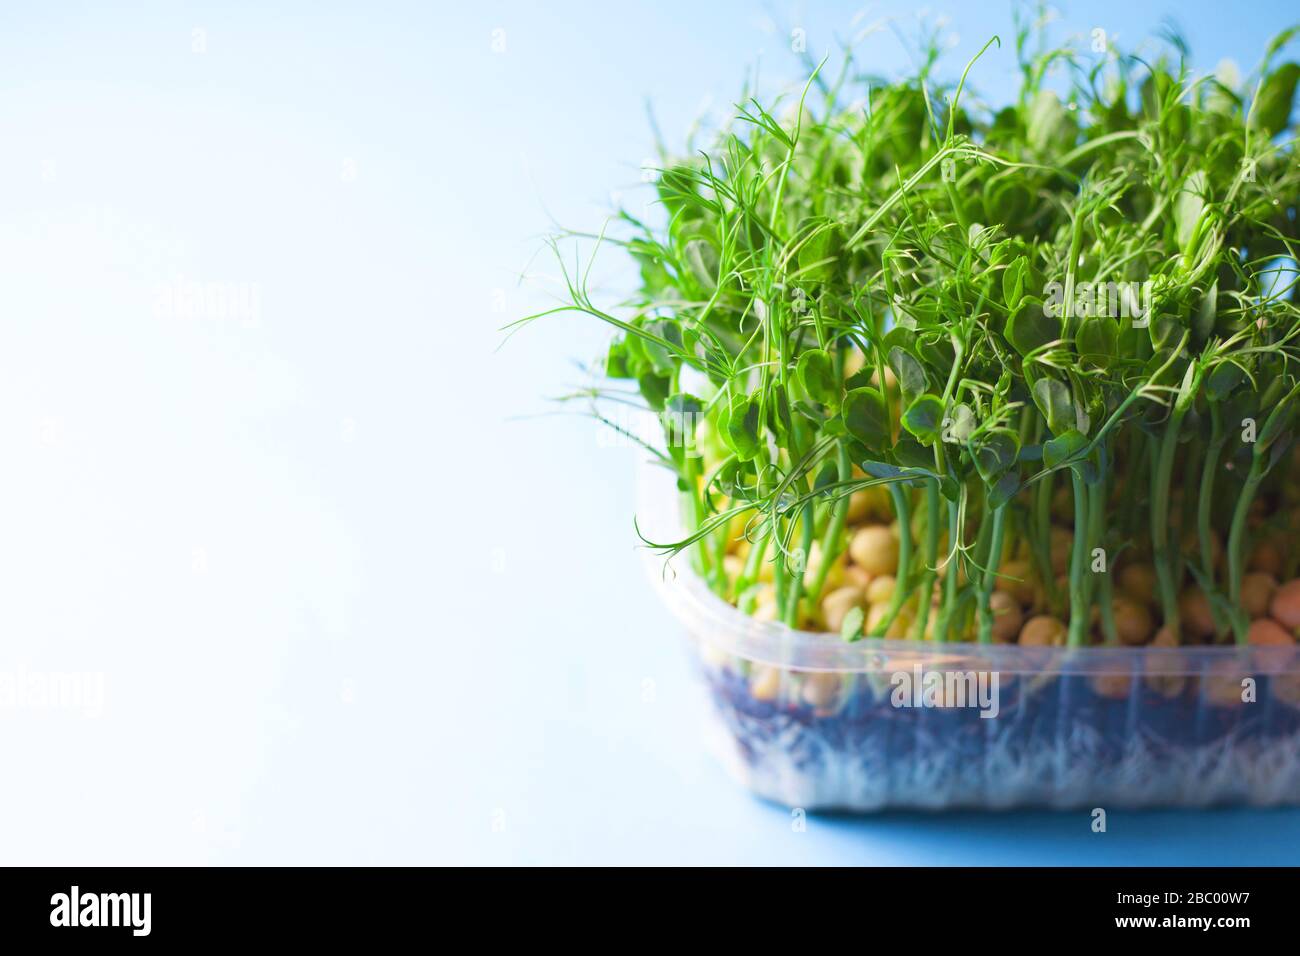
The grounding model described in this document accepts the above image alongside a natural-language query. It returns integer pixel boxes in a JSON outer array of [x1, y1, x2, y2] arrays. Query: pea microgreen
[[516, 14, 1300, 648]]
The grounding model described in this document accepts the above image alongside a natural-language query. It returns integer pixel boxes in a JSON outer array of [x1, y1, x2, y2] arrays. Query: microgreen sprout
[[517, 13, 1300, 650]]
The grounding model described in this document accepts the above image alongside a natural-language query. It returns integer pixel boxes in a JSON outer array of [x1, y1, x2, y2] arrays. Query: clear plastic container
[[638, 465, 1300, 811]]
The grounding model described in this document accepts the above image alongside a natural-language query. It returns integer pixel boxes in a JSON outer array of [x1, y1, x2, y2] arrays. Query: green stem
[[1089, 475, 1117, 645], [1033, 470, 1061, 614], [909, 478, 942, 641], [1150, 363, 1201, 641], [1198, 405, 1229, 636], [868, 482, 914, 637], [808, 445, 852, 603], [682, 454, 708, 578], [1067, 469, 1091, 648], [783, 497, 815, 628], [772, 514, 788, 620], [976, 502, 1008, 644], [1227, 453, 1266, 645], [933, 497, 962, 643], [735, 527, 769, 599]]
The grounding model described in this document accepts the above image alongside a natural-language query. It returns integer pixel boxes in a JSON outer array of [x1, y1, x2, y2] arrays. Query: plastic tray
[[637, 463, 1300, 811]]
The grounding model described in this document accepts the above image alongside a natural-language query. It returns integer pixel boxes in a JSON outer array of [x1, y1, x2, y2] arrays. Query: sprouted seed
[[514, 13, 1300, 650]]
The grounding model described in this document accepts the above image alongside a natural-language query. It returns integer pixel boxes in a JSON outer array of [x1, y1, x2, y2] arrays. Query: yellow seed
[[1112, 596, 1154, 646], [1269, 579, 1300, 630], [1144, 626, 1186, 698], [846, 489, 872, 523], [1203, 660, 1250, 709], [1118, 563, 1157, 605], [843, 564, 871, 590], [803, 541, 844, 591], [1249, 539, 1283, 576], [866, 574, 896, 605], [1019, 614, 1066, 647], [989, 591, 1023, 643], [885, 615, 911, 639], [1178, 589, 1216, 640], [994, 558, 1036, 605], [820, 585, 865, 633], [750, 666, 782, 701], [1241, 572, 1278, 619], [849, 524, 898, 576], [1248, 618, 1294, 646]]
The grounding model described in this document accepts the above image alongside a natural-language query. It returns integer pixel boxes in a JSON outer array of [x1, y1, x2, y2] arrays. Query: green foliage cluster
[[519, 14, 1300, 647]]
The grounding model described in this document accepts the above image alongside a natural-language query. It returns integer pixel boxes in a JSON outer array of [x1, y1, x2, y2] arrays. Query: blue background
[[0, 1, 1297, 864]]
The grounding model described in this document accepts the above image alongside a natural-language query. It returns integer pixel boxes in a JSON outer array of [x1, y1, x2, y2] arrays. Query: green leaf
[[862, 459, 933, 488], [640, 319, 680, 375], [1268, 433, 1295, 472], [1174, 170, 1208, 254], [660, 393, 702, 440], [841, 605, 865, 642], [1146, 314, 1180, 353], [813, 463, 838, 493], [797, 348, 838, 405], [1026, 89, 1076, 153], [892, 435, 933, 469], [724, 394, 764, 461], [1251, 62, 1300, 138], [989, 471, 1021, 509], [974, 429, 1020, 483], [655, 164, 705, 220], [1043, 428, 1088, 469], [987, 180, 1032, 227], [1260, 390, 1299, 447], [902, 393, 944, 444], [882, 326, 918, 356], [1206, 361, 1245, 402], [888, 346, 928, 400], [769, 388, 795, 445], [1006, 307, 1060, 356], [943, 402, 977, 444], [1002, 256, 1028, 313], [821, 416, 847, 438], [682, 238, 719, 290], [843, 387, 891, 448], [797, 220, 842, 284], [604, 338, 632, 378], [1031, 377, 1075, 435], [1194, 282, 1218, 341], [638, 373, 670, 411], [1076, 315, 1119, 367], [1079, 450, 1104, 485]]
